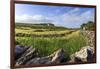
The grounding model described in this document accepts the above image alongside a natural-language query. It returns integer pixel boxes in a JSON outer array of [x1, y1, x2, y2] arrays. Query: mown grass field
[[15, 23, 88, 58]]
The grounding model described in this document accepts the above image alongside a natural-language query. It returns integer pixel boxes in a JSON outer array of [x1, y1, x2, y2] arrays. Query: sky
[[15, 4, 95, 28]]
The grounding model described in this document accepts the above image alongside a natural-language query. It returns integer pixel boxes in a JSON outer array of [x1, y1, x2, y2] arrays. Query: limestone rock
[[26, 56, 51, 65], [50, 48, 66, 64], [25, 48, 66, 65], [15, 45, 29, 60], [15, 46, 38, 66], [70, 46, 94, 62]]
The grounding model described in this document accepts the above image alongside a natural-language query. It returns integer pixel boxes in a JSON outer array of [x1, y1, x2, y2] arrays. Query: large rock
[[70, 46, 94, 62], [25, 56, 51, 65], [49, 48, 66, 64], [15, 46, 38, 66], [15, 45, 29, 60], [82, 31, 95, 48], [25, 48, 66, 65]]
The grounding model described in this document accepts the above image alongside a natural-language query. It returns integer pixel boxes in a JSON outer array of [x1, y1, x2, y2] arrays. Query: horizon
[[15, 4, 95, 28]]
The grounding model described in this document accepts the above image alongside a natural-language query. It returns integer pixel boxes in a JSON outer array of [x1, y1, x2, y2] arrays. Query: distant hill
[[15, 23, 54, 26], [15, 23, 68, 30]]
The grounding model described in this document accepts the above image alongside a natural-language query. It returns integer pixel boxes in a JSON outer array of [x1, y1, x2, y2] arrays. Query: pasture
[[15, 23, 87, 58]]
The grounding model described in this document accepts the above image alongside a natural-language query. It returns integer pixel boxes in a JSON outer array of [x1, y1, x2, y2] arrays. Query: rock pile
[[15, 46, 38, 66], [83, 31, 95, 47], [69, 30, 95, 63], [15, 46, 66, 66], [82, 31, 95, 53], [69, 46, 94, 63]]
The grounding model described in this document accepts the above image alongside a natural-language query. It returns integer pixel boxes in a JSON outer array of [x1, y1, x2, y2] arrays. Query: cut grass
[[15, 28, 74, 35], [15, 28, 75, 37]]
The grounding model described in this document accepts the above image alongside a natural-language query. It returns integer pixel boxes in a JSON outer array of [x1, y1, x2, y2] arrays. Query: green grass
[[15, 30, 87, 57], [15, 23, 88, 61], [15, 28, 75, 37]]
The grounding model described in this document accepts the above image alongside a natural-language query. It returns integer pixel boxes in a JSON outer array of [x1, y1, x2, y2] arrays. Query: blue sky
[[15, 4, 95, 28]]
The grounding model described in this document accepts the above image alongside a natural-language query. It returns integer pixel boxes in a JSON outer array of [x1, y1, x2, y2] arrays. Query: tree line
[[81, 21, 95, 31]]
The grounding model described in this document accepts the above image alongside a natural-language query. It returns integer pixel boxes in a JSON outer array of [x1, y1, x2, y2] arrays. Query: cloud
[[32, 15, 45, 20], [15, 8, 94, 28], [15, 14, 53, 23], [80, 10, 94, 21], [68, 8, 80, 14], [53, 8, 94, 28], [15, 14, 33, 23]]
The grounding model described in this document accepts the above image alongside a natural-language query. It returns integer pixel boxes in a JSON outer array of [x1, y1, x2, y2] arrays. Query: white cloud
[[15, 14, 53, 23], [15, 14, 33, 23], [15, 8, 94, 28], [80, 10, 94, 21], [54, 9, 94, 28], [32, 15, 45, 20], [68, 8, 80, 14]]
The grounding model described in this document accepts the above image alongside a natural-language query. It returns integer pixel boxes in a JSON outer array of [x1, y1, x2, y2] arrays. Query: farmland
[[15, 23, 88, 58]]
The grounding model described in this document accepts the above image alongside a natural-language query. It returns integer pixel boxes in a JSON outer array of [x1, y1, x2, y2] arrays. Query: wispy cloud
[[57, 8, 94, 28], [15, 4, 95, 28], [15, 14, 53, 23]]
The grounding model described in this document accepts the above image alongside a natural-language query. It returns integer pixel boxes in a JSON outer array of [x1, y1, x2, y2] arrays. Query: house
[[47, 23, 54, 26], [83, 26, 88, 30]]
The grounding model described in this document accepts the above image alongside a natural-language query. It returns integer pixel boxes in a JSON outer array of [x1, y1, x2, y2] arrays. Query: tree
[[81, 21, 95, 31]]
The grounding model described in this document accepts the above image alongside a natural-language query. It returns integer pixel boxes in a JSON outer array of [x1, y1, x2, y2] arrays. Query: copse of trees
[[81, 21, 95, 31]]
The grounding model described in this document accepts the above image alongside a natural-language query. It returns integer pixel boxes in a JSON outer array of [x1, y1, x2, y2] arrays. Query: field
[[15, 23, 88, 59]]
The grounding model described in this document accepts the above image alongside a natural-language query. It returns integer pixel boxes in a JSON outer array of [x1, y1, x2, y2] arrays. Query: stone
[[25, 56, 51, 65], [15, 45, 29, 60], [39, 57, 51, 64], [25, 48, 66, 65], [70, 46, 94, 62], [25, 57, 41, 65], [15, 46, 38, 66], [50, 48, 66, 64]]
